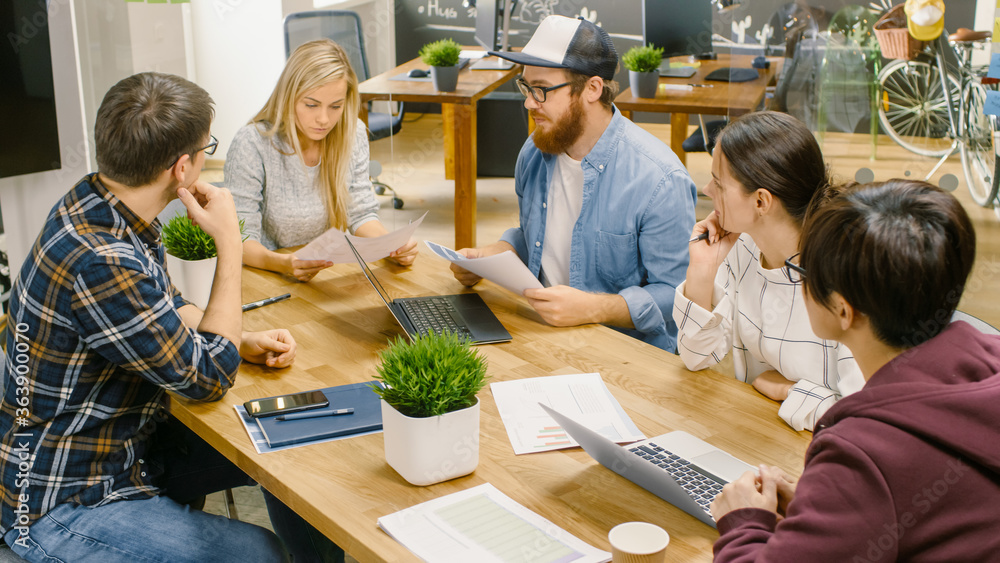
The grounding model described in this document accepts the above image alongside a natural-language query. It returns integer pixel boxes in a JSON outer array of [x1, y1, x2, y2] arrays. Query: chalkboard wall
[[393, 0, 977, 88]]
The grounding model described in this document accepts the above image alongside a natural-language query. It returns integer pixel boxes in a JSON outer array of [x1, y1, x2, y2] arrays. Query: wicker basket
[[874, 4, 925, 60]]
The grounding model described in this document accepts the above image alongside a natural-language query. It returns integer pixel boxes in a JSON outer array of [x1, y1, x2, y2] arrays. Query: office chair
[[284, 10, 405, 208], [951, 310, 1000, 336]]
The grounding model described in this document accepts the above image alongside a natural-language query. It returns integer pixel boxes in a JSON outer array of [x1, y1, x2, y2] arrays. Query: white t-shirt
[[539, 152, 584, 287]]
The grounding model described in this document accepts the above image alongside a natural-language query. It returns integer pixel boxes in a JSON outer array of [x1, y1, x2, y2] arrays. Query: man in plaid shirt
[[0, 73, 340, 562]]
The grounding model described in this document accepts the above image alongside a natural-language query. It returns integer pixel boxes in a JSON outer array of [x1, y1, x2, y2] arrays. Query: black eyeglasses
[[784, 253, 806, 283], [166, 135, 219, 169], [516, 78, 571, 103]]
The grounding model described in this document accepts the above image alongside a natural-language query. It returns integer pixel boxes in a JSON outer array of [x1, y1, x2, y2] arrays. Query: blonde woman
[[226, 39, 417, 282]]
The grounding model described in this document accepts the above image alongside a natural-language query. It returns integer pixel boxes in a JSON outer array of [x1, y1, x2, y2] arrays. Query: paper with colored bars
[[296, 212, 426, 263], [377, 483, 611, 563], [490, 373, 645, 455]]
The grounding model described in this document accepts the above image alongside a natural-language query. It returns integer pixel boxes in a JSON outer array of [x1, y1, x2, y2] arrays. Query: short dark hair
[[800, 179, 976, 349], [95, 72, 214, 186], [568, 71, 619, 111], [716, 111, 829, 223]]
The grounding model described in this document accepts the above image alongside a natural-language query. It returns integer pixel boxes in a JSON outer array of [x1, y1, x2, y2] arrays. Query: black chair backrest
[[284, 10, 370, 81]]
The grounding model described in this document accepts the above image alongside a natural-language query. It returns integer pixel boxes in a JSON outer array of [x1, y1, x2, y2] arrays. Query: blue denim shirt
[[501, 107, 697, 351]]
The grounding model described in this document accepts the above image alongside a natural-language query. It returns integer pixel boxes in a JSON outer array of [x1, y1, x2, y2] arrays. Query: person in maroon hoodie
[[709, 178, 1000, 562]]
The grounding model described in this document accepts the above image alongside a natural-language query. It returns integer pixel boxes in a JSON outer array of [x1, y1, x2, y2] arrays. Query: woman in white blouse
[[672, 111, 864, 431], [225, 39, 417, 282]]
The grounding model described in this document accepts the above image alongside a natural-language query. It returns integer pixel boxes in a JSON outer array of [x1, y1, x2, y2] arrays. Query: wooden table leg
[[450, 103, 477, 249], [671, 112, 688, 166], [443, 105, 455, 181]]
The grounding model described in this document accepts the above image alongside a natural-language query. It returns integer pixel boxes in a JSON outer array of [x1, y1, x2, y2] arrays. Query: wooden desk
[[359, 56, 520, 249], [615, 55, 780, 166], [170, 256, 810, 562]]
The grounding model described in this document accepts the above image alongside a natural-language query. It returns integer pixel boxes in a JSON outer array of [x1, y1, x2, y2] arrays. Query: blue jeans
[[2, 418, 343, 563]]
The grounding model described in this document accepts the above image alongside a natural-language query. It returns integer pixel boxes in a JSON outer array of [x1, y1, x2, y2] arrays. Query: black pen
[[242, 293, 291, 312], [276, 408, 354, 421], [689, 231, 710, 243]]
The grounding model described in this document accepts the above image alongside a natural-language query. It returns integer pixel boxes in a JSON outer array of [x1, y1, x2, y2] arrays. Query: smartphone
[[244, 390, 329, 418]]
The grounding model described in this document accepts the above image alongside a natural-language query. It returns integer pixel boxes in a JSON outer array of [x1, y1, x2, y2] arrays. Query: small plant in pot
[[622, 44, 664, 99], [372, 331, 489, 486], [162, 214, 244, 310], [419, 38, 463, 92]]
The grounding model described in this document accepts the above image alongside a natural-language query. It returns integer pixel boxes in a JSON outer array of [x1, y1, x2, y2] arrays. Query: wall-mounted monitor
[[1, 0, 61, 179], [642, 0, 713, 59]]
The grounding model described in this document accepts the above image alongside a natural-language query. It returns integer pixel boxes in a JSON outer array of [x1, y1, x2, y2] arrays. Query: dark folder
[[254, 381, 384, 447]]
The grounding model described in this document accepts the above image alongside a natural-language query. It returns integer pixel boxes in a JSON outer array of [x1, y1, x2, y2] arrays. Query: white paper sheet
[[296, 212, 426, 263], [424, 240, 543, 295], [490, 373, 646, 455], [378, 483, 611, 563]]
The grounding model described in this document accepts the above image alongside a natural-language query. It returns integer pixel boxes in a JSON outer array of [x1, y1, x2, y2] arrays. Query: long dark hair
[[716, 111, 829, 223]]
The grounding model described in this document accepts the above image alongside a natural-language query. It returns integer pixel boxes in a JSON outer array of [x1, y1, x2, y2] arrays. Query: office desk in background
[[615, 55, 781, 166], [169, 255, 810, 562], [359, 54, 520, 250]]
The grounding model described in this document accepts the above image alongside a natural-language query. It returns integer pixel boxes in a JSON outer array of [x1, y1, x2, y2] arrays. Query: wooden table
[[169, 255, 810, 562], [615, 54, 780, 166], [359, 55, 520, 249]]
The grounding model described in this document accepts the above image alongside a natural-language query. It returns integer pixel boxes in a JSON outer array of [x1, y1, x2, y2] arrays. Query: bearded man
[[450, 15, 696, 351]]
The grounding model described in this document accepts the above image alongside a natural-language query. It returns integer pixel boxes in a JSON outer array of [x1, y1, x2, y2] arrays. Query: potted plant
[[162, 214, 243, 310], [419, 38, 463, 92], [622, 44, 664, 99], [372, 331, 489, 486]]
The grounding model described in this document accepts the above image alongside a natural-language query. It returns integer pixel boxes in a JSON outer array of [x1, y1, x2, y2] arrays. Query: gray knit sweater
[[224, 120, 380, 250]]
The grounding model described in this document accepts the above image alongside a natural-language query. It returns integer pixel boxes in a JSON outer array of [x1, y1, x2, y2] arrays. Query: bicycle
[[876, 27, 999, 207]]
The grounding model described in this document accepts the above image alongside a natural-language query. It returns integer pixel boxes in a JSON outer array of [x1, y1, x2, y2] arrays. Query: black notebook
[[254, 381, 384, 447]]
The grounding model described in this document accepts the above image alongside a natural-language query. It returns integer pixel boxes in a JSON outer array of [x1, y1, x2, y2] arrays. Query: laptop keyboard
[[628, 443, 725, 514], [399, 298, 472, 339]]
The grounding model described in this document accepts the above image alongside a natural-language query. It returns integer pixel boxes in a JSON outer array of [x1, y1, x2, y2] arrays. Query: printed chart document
[[424, 240, 543, 295], [378, 483, 611, 563], [297, 212, 426, 263], [491, 373, 645, 455]]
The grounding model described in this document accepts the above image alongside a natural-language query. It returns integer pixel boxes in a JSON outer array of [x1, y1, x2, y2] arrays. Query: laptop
[[540, 403, 756, 528], [346, 238, 512, 345]]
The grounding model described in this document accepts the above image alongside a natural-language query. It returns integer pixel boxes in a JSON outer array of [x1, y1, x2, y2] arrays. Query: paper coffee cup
[[609, 521, 670, 563]]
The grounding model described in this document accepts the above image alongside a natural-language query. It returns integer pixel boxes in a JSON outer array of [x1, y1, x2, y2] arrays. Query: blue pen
[[276, 408, 355, 421]]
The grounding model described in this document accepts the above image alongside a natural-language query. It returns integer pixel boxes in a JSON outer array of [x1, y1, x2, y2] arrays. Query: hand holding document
[[424, 240, 543, 295], [296, 212, 426, 263]]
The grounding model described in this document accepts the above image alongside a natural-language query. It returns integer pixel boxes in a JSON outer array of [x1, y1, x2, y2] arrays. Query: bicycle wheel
[[959, 82, 1000, 206], [878, 59, 960, 157]]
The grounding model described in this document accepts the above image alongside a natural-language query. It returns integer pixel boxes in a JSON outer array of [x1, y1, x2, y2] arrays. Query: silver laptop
[[540, 403, 755, 528], [658, 63, 697, 78], [346, 238, 511, 345]]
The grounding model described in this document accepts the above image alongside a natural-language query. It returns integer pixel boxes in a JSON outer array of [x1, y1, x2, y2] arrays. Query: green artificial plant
[[372, 331, 489, 418], [622, 44, 665, 73], [419, 38, 462, 67]]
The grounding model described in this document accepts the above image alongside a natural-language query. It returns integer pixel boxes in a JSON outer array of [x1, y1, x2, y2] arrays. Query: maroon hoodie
[[713, 321, 1000, 562]]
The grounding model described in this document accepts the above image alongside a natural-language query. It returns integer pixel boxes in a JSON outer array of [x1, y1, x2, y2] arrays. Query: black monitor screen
[[474, 0, 499, 51], [0, 0, 61, 179], [642, 0, 713, 59]]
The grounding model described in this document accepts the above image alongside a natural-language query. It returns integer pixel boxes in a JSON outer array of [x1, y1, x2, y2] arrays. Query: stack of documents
[[378, 483, 611, 562], [490, 373, 645, 454]]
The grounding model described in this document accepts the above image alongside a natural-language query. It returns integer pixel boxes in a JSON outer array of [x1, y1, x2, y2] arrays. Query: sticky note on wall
[[995, 17, 1000, 38], [983, 90, 1000, 116]]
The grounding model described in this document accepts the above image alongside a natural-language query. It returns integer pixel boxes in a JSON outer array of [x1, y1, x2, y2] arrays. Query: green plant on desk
[[418, 38, 462, 68], [373, 331, 488, 418], [162, 214, 246, 261], [622, 44, 664, 73]]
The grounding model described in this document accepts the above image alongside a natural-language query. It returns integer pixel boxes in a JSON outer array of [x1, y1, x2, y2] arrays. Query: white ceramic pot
[[381, 397, 480, 486], [165, 254, 216, 310]]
